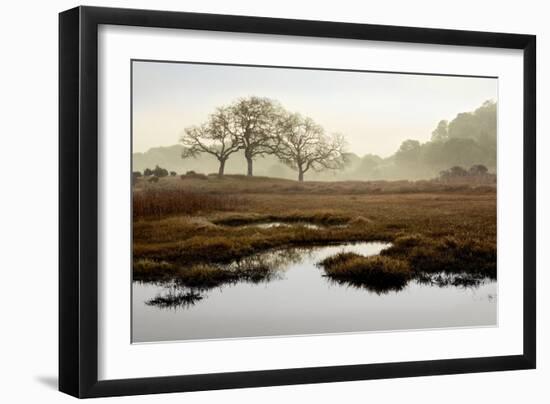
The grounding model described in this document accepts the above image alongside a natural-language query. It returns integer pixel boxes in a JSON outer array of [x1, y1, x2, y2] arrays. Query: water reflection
[[133, 241, 497, 342], [140, 241, 496, 307], [146, 286, 203, 309], [246, 221, 322, 230], [323, 275, 408, 295], [222, 221, 349, 230], [416, 272, 492, 288]]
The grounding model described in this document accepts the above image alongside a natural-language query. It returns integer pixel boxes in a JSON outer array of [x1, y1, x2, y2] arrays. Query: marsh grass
[[382, 234, 496, 279], [133, 176, 496, 291], [134, 258, 283, 289], [133, 213, 390, 264], [319, 253, 411, 290], [133, 258, 176, 275], [133, 189, 242, 219], [318, 246, 493, 293], [174, 264, 237, 288]]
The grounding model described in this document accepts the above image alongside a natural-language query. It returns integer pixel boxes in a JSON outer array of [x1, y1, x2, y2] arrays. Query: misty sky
[[132, 61, 497, 157]]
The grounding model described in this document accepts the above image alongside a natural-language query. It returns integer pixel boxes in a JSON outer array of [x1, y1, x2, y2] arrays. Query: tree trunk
[[298, 169, 304, 182], [246, 157, 253, 176], [218, 159, 226, 177]]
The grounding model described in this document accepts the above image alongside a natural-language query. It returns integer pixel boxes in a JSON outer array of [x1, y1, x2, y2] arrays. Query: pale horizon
[[132, 60, 497, 158]]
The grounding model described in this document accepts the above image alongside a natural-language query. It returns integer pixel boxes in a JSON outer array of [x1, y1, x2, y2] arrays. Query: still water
[[132, 242, 496, 343], [243, 221, 322, 229]]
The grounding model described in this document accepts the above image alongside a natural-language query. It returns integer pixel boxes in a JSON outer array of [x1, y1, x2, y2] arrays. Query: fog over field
[[133, 61, 497, 181]]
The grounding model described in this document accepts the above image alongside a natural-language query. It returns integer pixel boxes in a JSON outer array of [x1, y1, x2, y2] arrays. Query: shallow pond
[[132, 242, 497, 343], [244, 221, 322, 229], [222, 221, 345, 230]]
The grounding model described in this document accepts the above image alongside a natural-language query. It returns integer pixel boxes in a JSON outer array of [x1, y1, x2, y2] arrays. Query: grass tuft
[[319, 252, 411, 291]]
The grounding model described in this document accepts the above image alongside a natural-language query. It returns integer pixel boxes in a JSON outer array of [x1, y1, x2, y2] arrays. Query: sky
[[132, 60, 497, 157]]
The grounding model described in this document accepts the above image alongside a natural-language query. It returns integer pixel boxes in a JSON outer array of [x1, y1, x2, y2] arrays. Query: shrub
[[469, 164, 488, 176], [152, 165, 169, 177], [132, 171, 142, 185], [439, 166, 468, 179], [148, 176, 159, 183], [181, 171, 208, 180], [144, 168, 153, 176], [170, 171, 177, 176]]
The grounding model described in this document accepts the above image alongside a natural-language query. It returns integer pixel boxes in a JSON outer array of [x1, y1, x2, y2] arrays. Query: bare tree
[[230, 97, 283, 176], [275, 113, 347, 182], [180, 107, 241, 176]]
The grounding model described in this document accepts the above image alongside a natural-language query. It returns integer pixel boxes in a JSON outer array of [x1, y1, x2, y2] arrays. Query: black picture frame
[[59, 5, 536, 398]]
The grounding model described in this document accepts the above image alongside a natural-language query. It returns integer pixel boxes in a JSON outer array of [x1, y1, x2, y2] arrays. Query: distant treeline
[[133, 100, 497, 181], [370, 100, 496, 180], [133, 163, 495, 185]]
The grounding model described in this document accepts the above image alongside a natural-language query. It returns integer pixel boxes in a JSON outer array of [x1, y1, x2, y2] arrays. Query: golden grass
[[133, 258, 175, 273], [133, 189, 242, 219]]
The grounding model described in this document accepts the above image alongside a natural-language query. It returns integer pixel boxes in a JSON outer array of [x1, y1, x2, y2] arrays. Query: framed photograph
[[59, 6, 536, 398]]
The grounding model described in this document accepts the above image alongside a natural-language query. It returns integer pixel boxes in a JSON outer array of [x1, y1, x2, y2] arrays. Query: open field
[[134, 173, 496, 196], [133, 175, 496, 289]]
